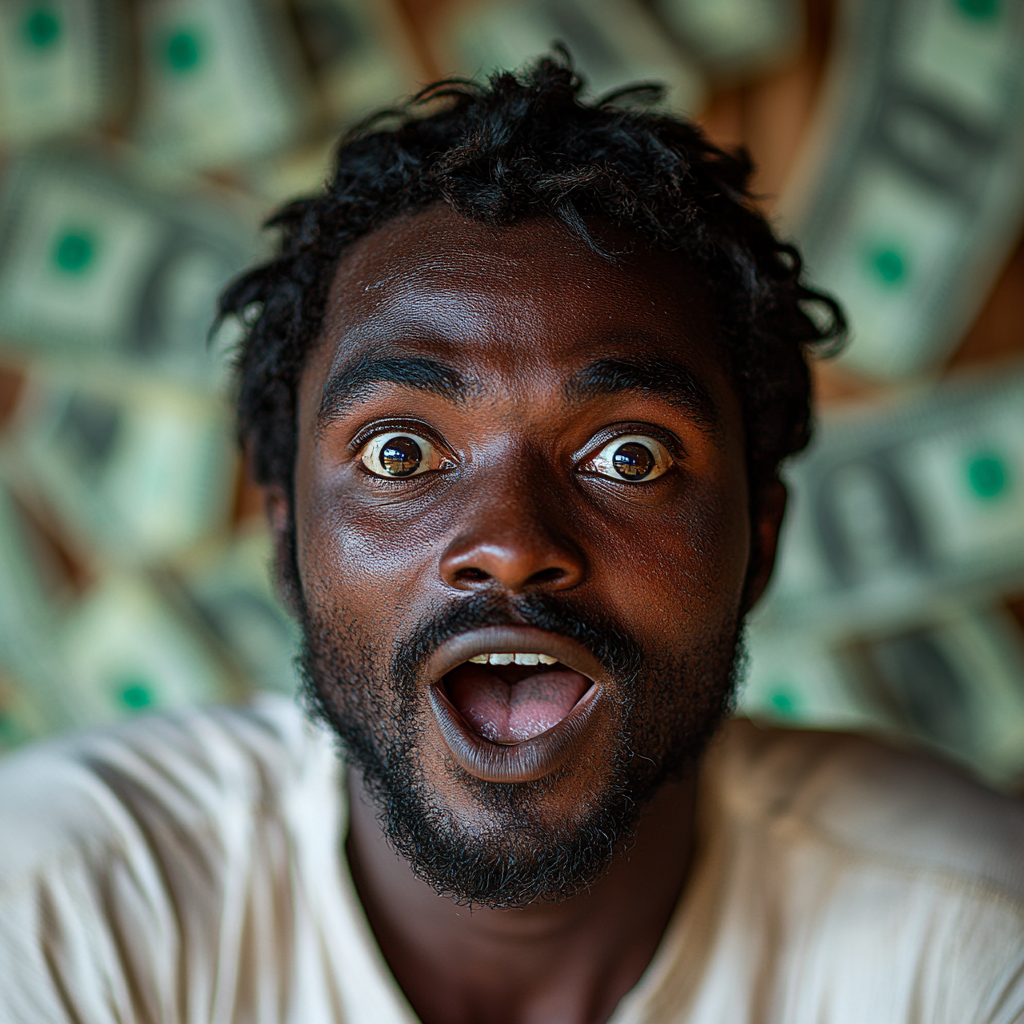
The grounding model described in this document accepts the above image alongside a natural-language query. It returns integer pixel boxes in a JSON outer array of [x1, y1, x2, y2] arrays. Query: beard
[[289, 515, 744, 908]]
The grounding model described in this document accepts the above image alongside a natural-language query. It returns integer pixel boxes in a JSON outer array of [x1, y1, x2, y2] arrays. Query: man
[[1, 59, 1022, 1024]]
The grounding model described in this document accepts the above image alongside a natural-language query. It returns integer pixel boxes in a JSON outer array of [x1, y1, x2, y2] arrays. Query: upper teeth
[[468, 653, 559, 666]]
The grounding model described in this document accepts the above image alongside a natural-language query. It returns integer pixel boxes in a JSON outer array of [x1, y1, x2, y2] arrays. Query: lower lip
[[428, 682, 601, 783]]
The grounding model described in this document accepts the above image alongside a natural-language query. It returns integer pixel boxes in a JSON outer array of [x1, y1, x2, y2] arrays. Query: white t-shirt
[[0, 695, 1021, 1024]]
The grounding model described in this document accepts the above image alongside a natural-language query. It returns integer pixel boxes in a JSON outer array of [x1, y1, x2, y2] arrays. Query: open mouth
[[443, 653, 592, 744], [424, 626, 607, 783]]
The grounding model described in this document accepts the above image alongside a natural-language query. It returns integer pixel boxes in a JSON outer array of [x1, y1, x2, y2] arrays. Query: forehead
[[314, 205, 727, 384]]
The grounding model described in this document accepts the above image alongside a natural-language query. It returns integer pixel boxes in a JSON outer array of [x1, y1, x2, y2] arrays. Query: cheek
[[586, 474, 750, 641], [294, 465, 449, 625]]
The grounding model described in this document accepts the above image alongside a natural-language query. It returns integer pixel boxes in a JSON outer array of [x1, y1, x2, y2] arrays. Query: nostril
[[529, 567, 566, 584], [455, 567, 490, 583], [442, 540, 584, 592]]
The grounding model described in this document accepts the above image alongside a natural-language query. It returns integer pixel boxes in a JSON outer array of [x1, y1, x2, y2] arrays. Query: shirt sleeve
[[957, 897, 1024, 1024], [0, 700, 324, 1024], [0, 839, 184, 1024]]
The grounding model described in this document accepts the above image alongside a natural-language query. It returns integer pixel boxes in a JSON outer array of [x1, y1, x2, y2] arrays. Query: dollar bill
[[740, 619, 883, 732], [0, 0, 130, 147], [743, 601, 1024, 789], [0, 473, 49, 682], [652, 0, 803, 78], [0, 470, 73, 738], [292, 0, 424, 127], [135, 0, 313, 171], [5, 365, 236, 563], [170, 526, 301, 695], [0, 666, 50, 754], [755, 365, 1024, 638], [777, 0, 1024, 378], [59, 572, 234, 728], [436, 0, 705, 113], [0, 149, 254, 385], [849, 603, 1024, 788], [243, 133, 336, 205]]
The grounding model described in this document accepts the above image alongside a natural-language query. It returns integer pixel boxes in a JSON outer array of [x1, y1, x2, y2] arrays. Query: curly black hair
[[220, 55, 843, 503]]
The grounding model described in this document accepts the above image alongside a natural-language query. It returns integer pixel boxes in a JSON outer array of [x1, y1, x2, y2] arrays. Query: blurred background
[[0, 0, 1022, 791]]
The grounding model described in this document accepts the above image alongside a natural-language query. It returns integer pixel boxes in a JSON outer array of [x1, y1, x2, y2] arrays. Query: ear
[[264, 482, 303, 616], [264, 482, 290, 544], [741, 476, 787, 615]]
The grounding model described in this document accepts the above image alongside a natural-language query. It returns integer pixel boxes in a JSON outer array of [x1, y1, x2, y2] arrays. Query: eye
[[359, 431, 451, 479], [582, 434, 674, 483]]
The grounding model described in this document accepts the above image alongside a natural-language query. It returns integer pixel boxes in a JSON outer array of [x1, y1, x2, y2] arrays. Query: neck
[[344, 768, 699, 1024]]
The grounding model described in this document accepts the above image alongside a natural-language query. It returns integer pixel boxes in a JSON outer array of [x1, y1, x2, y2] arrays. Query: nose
[[440, 492, 586, 594]]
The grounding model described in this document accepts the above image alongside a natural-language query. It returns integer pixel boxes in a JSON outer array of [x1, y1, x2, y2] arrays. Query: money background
[[0, 0, 1022, 790]]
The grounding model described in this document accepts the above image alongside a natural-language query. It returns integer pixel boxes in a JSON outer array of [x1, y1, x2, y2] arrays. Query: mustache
[[390, 591, 645, 695]]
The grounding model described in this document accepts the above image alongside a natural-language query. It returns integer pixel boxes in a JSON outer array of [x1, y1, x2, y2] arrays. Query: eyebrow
[[316, 354, 469, 431], [565, 357, 718, 429]]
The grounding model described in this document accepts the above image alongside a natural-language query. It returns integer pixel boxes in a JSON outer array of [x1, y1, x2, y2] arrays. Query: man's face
[[283, 206, 779, 907]]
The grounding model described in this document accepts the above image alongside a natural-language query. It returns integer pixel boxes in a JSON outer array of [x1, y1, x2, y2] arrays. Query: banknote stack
[[0, 0, 423, 751], [777, 0, 1024, 378], [0, 150, 270, 745], [0, 1, 1022, 796], [735, 0, 1024, 790], [740, 365, 1024, 788]]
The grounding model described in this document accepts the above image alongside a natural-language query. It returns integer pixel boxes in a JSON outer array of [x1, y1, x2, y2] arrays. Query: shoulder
[[0, 695, 341, 893], [0, 697, 347, 1020], [689, 721, 1024, 1022], [709, 717, 1024, 906]]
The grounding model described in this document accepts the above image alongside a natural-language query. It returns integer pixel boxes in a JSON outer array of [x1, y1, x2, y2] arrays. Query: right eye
[[358, 431, 451, 478], [581, 434, 674, 483]]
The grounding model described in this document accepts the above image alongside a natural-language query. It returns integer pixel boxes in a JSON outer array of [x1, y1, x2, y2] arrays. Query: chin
[[371, 749, 647, 909]]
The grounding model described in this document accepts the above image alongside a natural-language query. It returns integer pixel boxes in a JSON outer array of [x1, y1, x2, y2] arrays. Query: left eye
[[582, 435, 673, 483], [359, 431, 450, 478]]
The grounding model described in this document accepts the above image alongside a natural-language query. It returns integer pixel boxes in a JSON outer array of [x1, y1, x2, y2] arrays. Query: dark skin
[[268, 205, 786, 1024]]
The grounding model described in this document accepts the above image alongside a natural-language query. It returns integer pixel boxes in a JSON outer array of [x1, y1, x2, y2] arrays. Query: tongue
[[444, 664, 590, 743]]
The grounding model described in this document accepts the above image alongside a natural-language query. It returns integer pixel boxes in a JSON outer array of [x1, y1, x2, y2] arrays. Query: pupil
[[612, 442, 654, 480], [380, 436, 422, 476]]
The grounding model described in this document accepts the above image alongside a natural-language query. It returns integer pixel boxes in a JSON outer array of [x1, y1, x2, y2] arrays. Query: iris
[[380, 436, 422, 476], [612, 442, 654, 480]]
